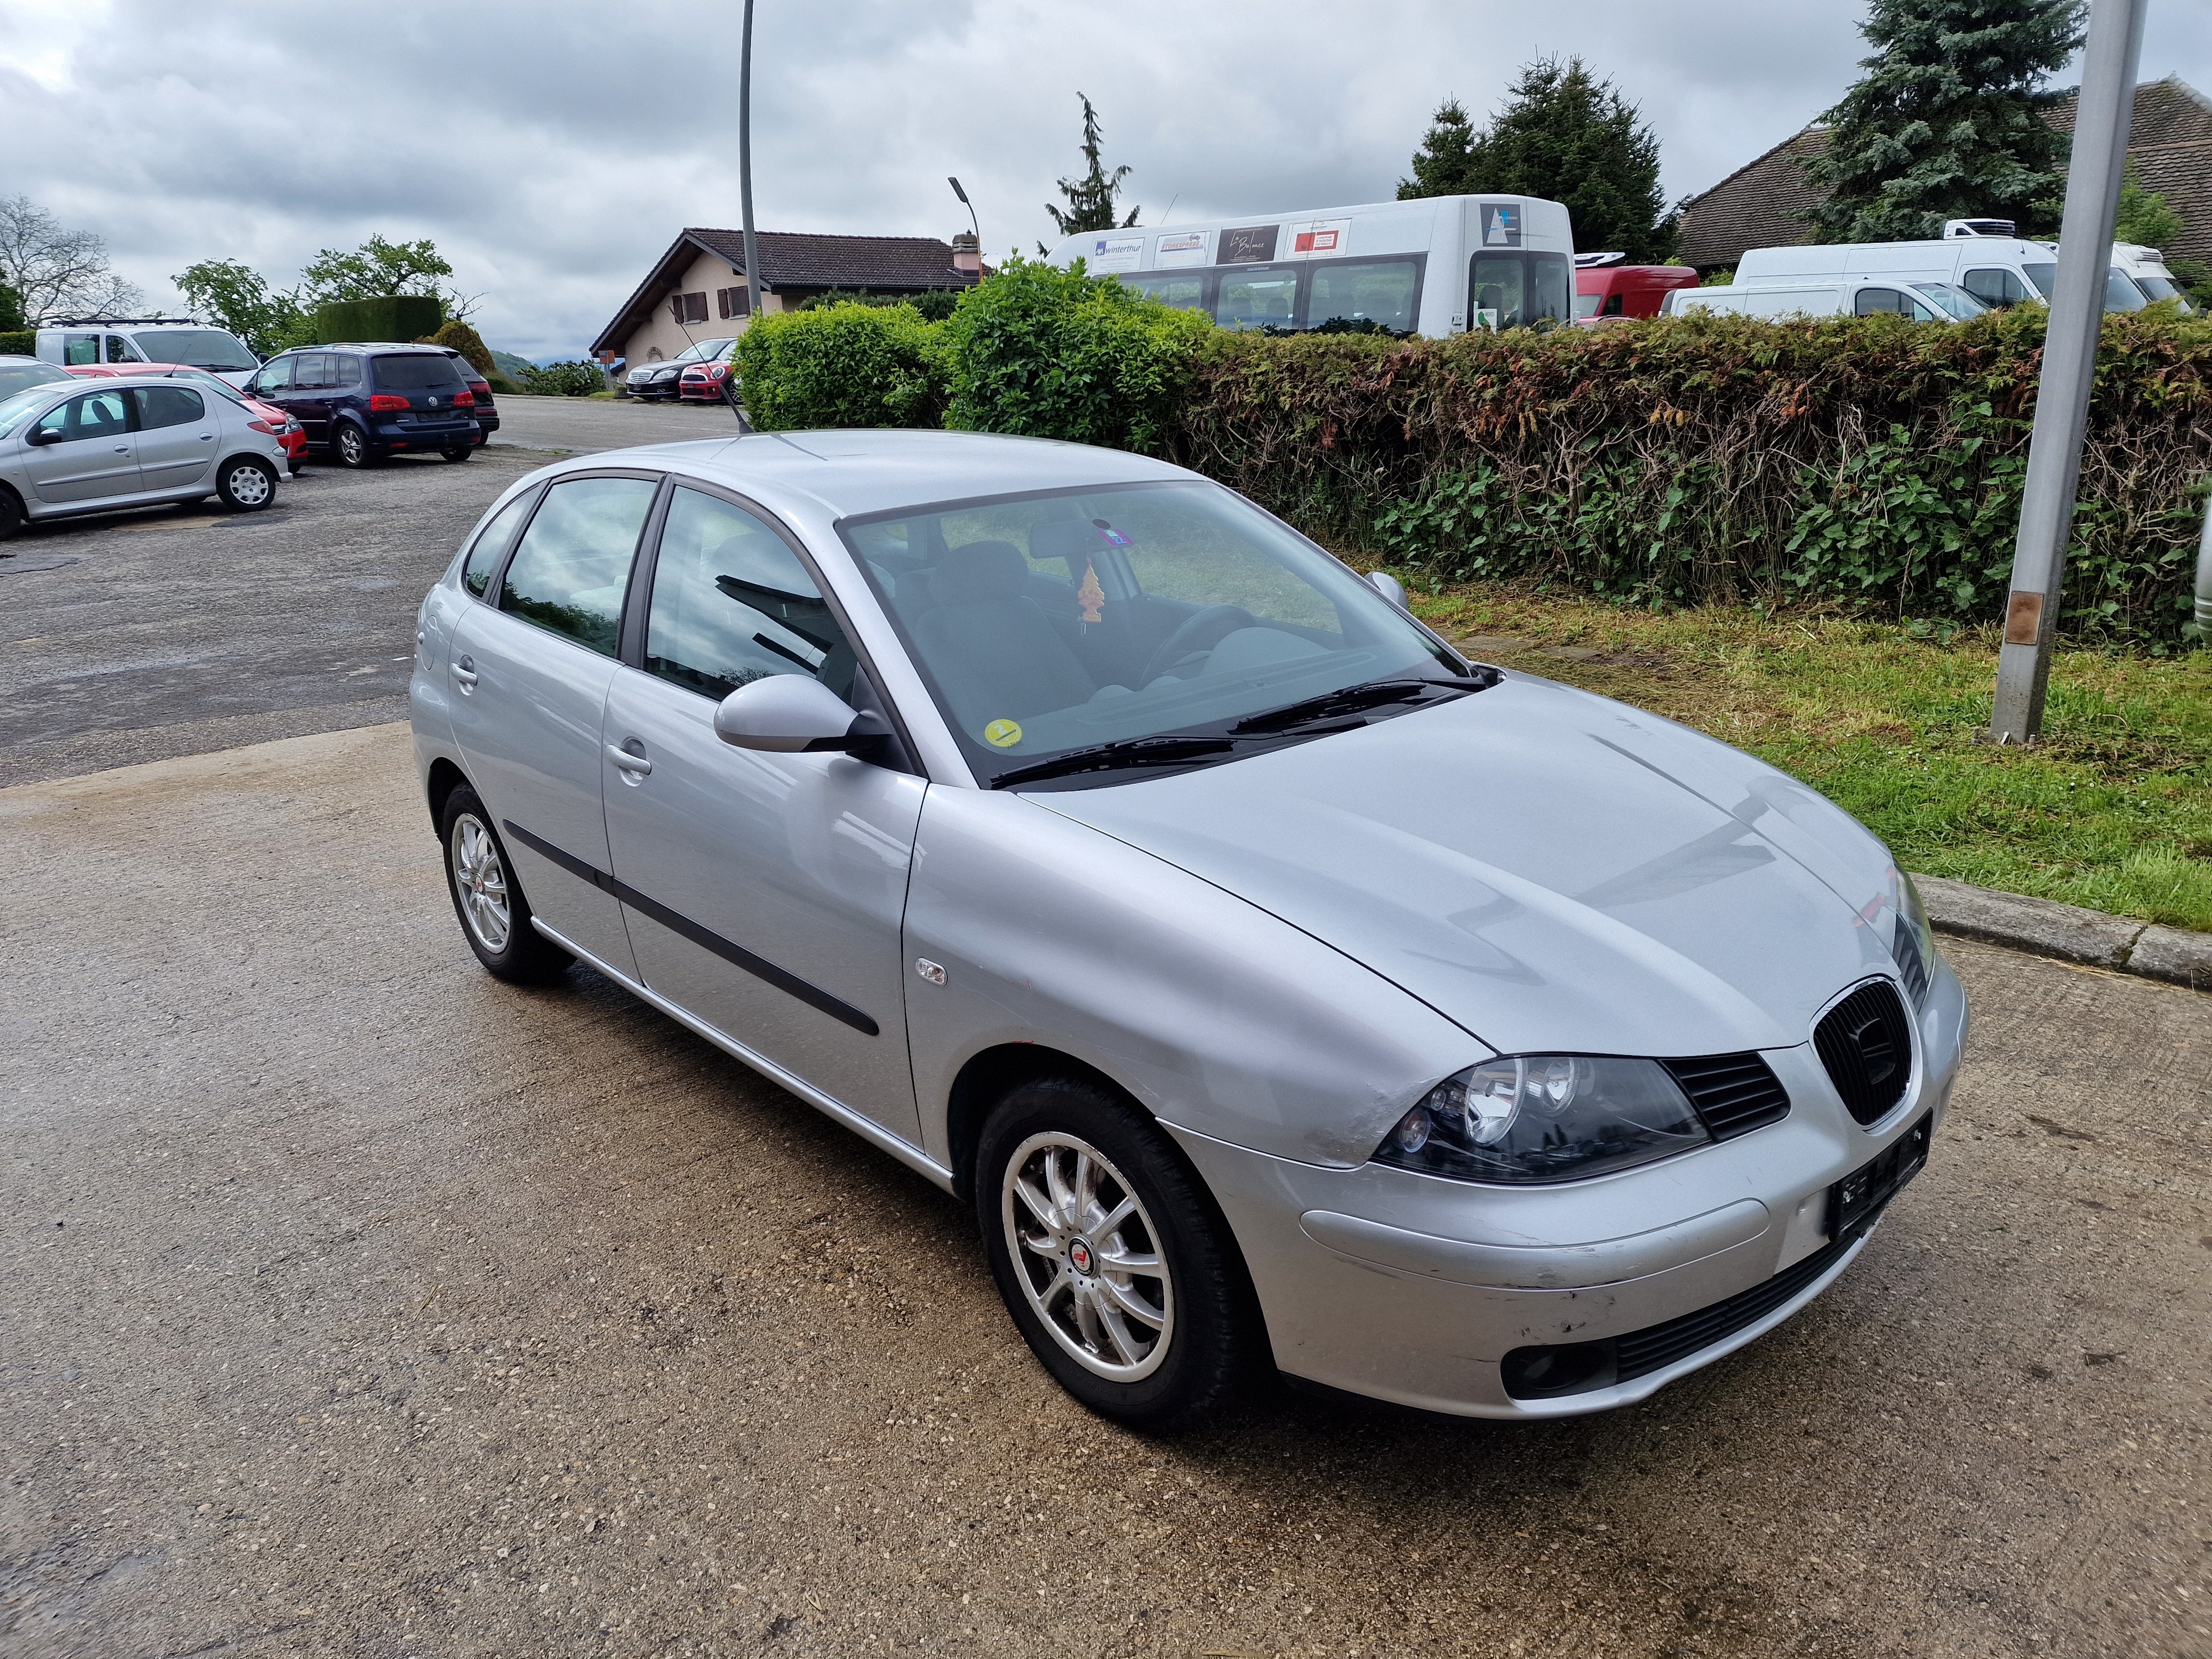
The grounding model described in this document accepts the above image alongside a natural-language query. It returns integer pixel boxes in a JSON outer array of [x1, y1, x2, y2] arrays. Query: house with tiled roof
[[1676, 76, 2212, 274], [590, 227, 984, 367]]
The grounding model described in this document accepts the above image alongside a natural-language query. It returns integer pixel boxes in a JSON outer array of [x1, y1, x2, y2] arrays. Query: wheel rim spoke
[[1098, 1272, 1166, 1329], [1000, 1129, 1175, 1383]]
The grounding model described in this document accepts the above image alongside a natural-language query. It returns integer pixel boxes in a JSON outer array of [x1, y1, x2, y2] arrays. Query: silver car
[[409, 432, 1967, 1428], [0, 372, 286, 538]]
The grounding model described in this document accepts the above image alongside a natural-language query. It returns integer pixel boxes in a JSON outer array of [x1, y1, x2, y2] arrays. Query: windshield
[[0, 384, 64, 437], [1573, 292, 1602, 320], [131, 329, 258, 371], [1911, 281, 1987, 320], [2021, 262, 2058, 300], [842, 481, 1475, 787], [171, 367, 250, 406], [674, 337, 735, 363], [2105, 267, 2148, 311], [0, 361, 69, 400], [2133, 272, 2192, 312]]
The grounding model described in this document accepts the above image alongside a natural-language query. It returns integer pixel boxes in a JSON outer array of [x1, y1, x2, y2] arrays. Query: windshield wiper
[[990, 735, 1239, 788], [1229, 677, 1472, 736]]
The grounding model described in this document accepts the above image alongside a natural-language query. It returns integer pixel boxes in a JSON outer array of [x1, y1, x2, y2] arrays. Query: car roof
[[559, 429, 1194, 523]]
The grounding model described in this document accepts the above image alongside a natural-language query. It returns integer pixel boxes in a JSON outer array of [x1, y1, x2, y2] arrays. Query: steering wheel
[[1140, 605, 1256, 686]]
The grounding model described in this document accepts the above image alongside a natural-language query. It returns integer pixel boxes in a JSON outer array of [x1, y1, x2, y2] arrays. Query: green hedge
[[0, 330, 33, 357], [734, 301, 948, 431], [314, 294, 443, 345]]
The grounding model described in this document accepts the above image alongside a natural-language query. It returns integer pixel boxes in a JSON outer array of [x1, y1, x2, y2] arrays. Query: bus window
[[1305, 259, 1420, 332], [1469, 253, 1571, 328], [1123, 273, 1207, 311], [1215, 267, 1300, 330]]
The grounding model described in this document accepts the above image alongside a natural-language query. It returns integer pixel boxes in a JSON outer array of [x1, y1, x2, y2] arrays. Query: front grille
[[1814, 979, 1913, 1124], [1664, 1052, 1791, 1140], [1501, 1215, 1872, 1400]]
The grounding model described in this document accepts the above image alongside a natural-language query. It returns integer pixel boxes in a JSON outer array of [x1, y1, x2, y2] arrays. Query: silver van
[[1734, 226, 2148, 315], [34, 319, 263, 388], [1662, 279, 1983, 322]]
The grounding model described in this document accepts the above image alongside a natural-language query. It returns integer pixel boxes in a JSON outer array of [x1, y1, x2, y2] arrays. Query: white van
[[2112, 242, 2194, 312], [35, 319, 262, 388], [1042, 195, 1575, 337], [1662, 279, 1983, 322], [1734, 223, 2148, 316]]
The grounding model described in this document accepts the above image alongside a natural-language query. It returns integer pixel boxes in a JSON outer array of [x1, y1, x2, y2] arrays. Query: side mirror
[[1366, 569, 1410, 612], [713, 675, 890, 755], [25, 426, 64, 446]]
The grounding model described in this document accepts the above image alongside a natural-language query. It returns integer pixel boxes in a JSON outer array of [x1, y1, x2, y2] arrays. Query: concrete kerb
[[1916, 873, 2211, 993]]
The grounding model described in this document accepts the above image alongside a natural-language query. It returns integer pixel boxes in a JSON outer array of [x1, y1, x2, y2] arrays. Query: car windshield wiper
[[1229, 677, 1474, 736], [989, 735, 1239, 788]]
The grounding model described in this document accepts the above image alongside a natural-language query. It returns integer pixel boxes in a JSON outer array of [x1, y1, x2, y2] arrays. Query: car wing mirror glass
[[713, 675, 888, 755]]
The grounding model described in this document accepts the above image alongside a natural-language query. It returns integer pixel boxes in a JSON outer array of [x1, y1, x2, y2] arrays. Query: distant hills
[[488, 348, 535, 380]]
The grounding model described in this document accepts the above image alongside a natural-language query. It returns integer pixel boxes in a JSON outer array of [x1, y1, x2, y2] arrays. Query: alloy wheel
[[1001, 1132, 1175, 1381], [338, 426, 367, 466], [450, 812, 512, 953]]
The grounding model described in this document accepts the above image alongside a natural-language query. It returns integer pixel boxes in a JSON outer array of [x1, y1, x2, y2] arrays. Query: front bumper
[[628, 376, 682, 399], [1169, 960, 1967, 1419]]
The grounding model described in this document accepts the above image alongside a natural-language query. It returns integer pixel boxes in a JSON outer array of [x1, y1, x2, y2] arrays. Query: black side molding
[[499, 819, 879, 1037]]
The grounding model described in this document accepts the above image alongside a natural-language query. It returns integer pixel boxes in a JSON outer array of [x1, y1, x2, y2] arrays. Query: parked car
[[0, 372, 286, 537], [0, 355, 72, 399], [35, 319, 262, 388], [1663, 280, 1985, 321], [410, 430, 1965, 1429], [334, 343, 502, 445], [1573, 257, 1701, 322], [245, 345, 479, 467], [677, 341, 740, 404], [625, 337, 735, 401], [66, 362, 306, 473]]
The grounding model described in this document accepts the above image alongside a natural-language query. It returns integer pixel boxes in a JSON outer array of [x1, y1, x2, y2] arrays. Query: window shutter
[[670, 295, 684, 324]]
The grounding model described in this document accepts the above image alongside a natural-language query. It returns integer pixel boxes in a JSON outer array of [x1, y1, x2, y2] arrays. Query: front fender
[[902, 786, 1485, 1172]]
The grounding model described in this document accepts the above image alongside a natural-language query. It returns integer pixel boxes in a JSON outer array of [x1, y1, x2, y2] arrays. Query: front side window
[[843, 482, 1473, 786], [498, 476, 658, 656], [251, 357, 294, 395], [1306, 259, 1420, 333], [1123, 273, 1205, 311], [645, 487, 854, 701], [132, 330, 258, 371], [105, 335, 147, 363], [2021, 262, 2058, 300], [133, 385, 205, 430], [1912, 282, 1985, 320], [38, 389, 133, 443], [2104, 267, 2147, 312], [1573, 291, 1601, 320], [1214, 267, 1300, 330], [462, 489, 538, 597]]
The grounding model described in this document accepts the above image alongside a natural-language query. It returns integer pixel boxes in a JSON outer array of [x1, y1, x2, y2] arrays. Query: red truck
[[1573, 258, 1700, 322]]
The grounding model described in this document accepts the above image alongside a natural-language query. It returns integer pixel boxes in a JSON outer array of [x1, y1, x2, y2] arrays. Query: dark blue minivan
[[246, 345, 481, 468]]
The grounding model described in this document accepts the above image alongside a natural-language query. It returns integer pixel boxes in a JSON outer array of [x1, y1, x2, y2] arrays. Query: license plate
[[1828, 1113, 1931, 1238]]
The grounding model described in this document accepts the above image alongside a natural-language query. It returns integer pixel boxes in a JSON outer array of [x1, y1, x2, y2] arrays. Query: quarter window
[[462, 489, 538, 598], [644, 487, 854, 700], [133, 386, 205, 430], [498, 476, 659, 656]]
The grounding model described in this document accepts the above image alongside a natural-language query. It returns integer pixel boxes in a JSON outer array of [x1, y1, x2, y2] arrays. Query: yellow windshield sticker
[[983, 718, 1024, 748]]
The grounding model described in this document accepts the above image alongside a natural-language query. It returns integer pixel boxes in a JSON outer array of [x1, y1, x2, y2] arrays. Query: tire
[[977, 1076, 1253, 1431], [0, 487, 24, 542], [335, 421, 377, 468], [440, 444, 472, 463], [439, 785, 573, 986], [288, 458, 305, 476], [216, 456, 278, 512]]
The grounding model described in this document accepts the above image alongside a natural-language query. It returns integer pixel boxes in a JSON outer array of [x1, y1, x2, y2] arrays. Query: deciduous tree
[[171, 259, 309, 357], [0, 195, 143, 321]]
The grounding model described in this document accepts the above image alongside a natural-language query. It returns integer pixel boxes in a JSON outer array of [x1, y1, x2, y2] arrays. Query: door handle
[[452, 654, 478, 690], [607, 743, 651, 776], [113, 445, 130, 453]]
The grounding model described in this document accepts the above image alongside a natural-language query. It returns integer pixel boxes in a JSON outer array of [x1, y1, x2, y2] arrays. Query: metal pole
[[734, 0, 762, 433], [1988, 0, 2147, 743], [949, 176, 980, 251]]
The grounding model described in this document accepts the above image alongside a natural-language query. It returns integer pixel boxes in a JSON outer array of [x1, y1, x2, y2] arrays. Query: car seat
[[908, 540, 1097, 724]]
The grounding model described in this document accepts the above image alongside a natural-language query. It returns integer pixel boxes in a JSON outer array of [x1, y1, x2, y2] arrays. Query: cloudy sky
[[5, 0, 2209, 359]]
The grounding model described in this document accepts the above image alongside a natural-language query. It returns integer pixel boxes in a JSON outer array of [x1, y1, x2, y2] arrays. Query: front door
[[129, 384, 218, 492], [445, 471, 662, 977], [23, 389, 140, 504], [601, 483, 924, 1144]]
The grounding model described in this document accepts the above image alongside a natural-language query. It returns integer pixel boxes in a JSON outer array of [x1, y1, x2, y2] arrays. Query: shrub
[[416, 317, 494, 375], [1170, 306, 2212, 644], [732, 302, 949, 431], [941, 257, 1212, 453], [314, 294, 443, 345], [0, 330, 33, 357], [516, 359, 607, 397]]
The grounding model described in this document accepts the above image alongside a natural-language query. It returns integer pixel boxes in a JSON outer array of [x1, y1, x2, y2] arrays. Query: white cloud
[[1, 0, 2205, 357]]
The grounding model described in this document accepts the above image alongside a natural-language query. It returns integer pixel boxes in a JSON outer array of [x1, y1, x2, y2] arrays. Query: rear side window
[[62, 333, 100, 366], [463, 490, 538, 598], [134, 386, 205, 430], [498, 476, 658, 655], [644, 486, 854, 701], [336, 354, 362, 387], [1306, 259, 1420, 332], [373, 354, 465, 390], [1124, 273, 1205, 310], [292, 354, 333, 391]]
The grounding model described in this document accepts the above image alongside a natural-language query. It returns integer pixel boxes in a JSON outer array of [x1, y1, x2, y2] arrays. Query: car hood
[[1031, 673, 1906, 1059]]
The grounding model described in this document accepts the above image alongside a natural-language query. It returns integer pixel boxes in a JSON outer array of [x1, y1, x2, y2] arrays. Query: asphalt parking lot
[[1, 433, 2207, 1659]]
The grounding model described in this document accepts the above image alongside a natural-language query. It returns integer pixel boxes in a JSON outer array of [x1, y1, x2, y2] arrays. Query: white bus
[[1042, 194, 1575, 337]]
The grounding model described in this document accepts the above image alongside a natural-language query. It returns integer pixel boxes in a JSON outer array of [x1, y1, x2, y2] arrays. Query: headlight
[[1887, 868, 1934, 1010], [1374, 1056, 1711, 1185]]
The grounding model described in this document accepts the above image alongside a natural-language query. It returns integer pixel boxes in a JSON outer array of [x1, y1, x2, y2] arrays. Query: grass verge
[[1406, 586, 2212, 932]]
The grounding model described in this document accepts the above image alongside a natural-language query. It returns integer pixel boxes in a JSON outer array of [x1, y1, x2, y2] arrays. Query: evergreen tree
[[1803, 0, 2084, 242], [1044, 95, 1139, 242], [1397, 61, 1673, 264]]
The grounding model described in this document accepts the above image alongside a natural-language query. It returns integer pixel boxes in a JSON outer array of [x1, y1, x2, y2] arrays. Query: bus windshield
[[1469, 252, 1571, 329]]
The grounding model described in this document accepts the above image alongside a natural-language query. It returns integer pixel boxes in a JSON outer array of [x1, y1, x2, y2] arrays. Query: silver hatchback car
[[0, 371, 286, 538], [410, 431, 1966, 1428]]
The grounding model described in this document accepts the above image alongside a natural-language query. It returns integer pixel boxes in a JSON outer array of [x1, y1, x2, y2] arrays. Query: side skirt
[[530, 915, 956, 1193]]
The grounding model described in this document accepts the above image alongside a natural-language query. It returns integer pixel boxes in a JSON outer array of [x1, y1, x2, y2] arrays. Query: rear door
[[130, 384, 218, 492], [444, 471, 662, 976], [22, 388, 141, 504], [286, 353, 335, 444]]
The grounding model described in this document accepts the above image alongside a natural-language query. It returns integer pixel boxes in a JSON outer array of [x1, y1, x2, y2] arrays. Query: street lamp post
[[948, 176, 980, 250], [1987, 0, 2148, 743], [738, 0, 763, 340]]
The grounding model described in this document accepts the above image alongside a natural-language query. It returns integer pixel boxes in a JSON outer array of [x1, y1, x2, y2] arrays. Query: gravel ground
[[2, 724, 2205, 1659]]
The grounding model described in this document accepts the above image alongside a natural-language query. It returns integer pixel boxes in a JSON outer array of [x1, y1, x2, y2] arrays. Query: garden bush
[[416, 317, 494, 376], [732, 301, 948, 431], [0, 330, 33, 357], [515, 359, 607, 397]]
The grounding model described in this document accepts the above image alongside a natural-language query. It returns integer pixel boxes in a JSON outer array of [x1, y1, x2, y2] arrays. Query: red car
[[1574, 261, 1702, 323], [677, 343, 739, 404], [67, 362, 307, 473]]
